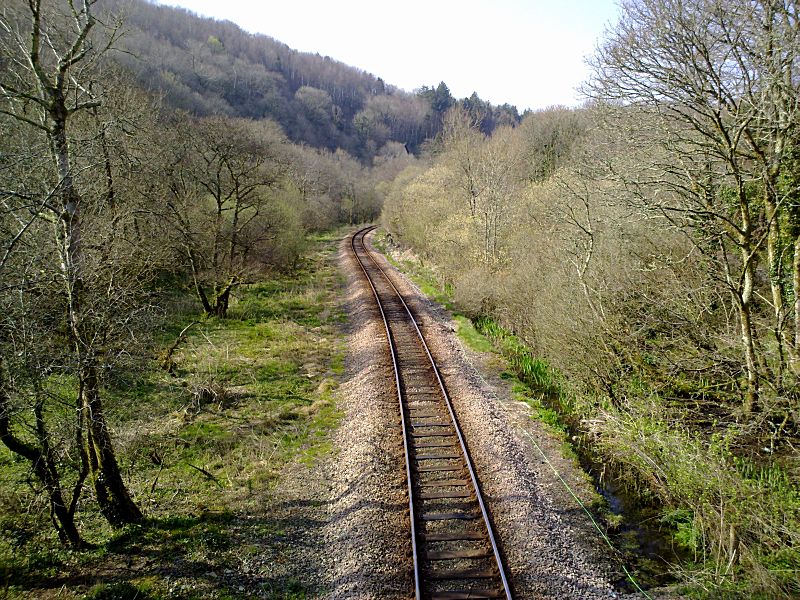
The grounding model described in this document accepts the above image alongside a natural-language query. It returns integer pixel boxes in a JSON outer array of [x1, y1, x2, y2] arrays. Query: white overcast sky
[[154, 0, 621, 111]]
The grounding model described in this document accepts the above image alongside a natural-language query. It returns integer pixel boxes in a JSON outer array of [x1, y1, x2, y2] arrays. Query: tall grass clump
[[473, 316, 566, 408]]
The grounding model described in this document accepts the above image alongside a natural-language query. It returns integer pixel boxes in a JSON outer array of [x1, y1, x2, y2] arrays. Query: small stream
[[470, 313, 689, 592], [575, 443, 688, 592]]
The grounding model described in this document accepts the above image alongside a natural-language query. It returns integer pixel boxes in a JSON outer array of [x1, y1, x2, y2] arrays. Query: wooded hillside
[[101, 0, 520, 162]]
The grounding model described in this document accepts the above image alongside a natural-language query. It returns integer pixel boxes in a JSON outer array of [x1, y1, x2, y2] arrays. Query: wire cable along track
[[351, 226, 513, 600]]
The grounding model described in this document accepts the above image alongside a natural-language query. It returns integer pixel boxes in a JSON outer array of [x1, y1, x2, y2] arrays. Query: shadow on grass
[[6, 508, 327, 599]]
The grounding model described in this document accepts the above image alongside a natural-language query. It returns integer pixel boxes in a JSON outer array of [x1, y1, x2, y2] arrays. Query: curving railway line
[[350, 226, 513, 600]]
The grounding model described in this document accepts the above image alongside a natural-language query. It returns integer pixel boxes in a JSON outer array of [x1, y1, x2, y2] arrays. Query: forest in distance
[[0, 0, 799, 598]]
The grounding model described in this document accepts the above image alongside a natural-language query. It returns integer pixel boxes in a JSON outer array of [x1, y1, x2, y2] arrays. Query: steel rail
[[350, 226, 513, 600]]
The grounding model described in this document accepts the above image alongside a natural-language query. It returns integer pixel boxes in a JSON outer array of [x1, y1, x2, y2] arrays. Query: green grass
[[0, 232, 348, 599], [453, 315, 494, 353], [474, 318, 550, 388], [83, 580, 159, 600], [509, 379, 569, 435]]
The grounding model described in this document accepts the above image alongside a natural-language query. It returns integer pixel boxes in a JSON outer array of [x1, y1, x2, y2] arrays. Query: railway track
[[350, 226, 513, 600]]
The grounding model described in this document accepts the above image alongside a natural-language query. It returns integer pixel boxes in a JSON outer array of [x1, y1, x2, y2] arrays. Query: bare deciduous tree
[[0, 0, 144, 542], [159, 115, 294, 317]]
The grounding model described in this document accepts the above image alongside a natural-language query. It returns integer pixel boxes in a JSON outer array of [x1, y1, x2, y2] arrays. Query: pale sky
[[155, 0, 621, 111]]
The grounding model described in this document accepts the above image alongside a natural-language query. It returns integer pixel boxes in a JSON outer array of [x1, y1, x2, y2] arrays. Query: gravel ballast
[[325, 230, 644, 599], [321, 236, 412, 599]]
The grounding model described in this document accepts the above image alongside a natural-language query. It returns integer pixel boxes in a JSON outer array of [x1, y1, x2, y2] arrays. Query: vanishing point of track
[[351, 226, 513, 600]]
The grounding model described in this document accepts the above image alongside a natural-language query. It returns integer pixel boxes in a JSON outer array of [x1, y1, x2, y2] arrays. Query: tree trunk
[[764, 189, 789, 379], [735, 182, 760, 413], [793, 234, 800, 376], [51, 104, 143, 527], [213, 277, 237, 318], [187, 248, 214, 315], [82, 362, 143, 526], [216, 288, 231, 318], [738, 263, 759, 413]]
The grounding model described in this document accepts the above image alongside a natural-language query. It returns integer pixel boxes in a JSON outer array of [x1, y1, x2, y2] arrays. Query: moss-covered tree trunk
[[793, 234, 800, 376]]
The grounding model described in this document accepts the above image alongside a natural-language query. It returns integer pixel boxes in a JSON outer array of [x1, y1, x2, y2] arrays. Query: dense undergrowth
[[373, 230, 800, 599], [0, 232, 346, 599]]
